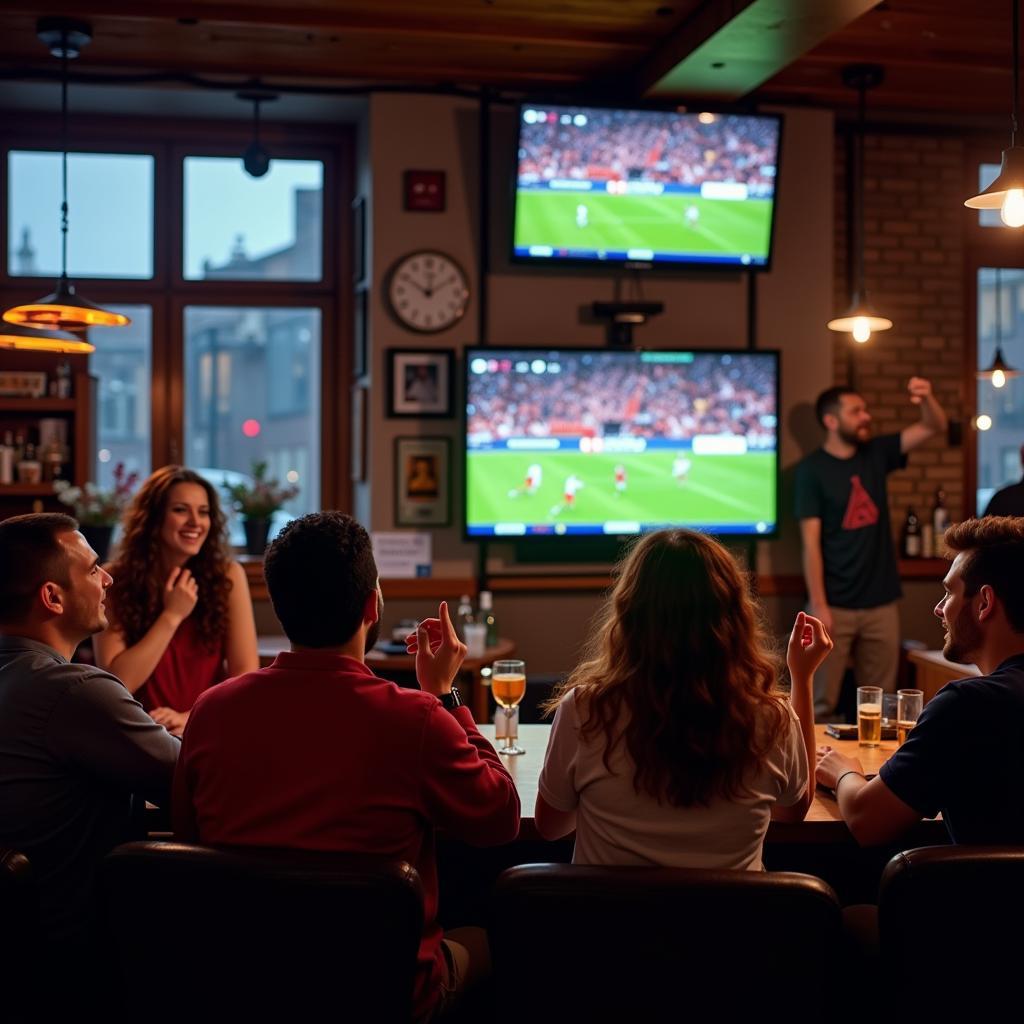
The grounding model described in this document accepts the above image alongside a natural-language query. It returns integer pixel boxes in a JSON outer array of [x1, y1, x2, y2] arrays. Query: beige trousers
[[813, 601, 901, 720]]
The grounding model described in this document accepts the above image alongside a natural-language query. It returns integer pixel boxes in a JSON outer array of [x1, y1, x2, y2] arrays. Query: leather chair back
[[1, 848, 37, 1021], [880, 845, 1024, 1014], [491, 863, 841, 1022], [101, 841, 424, 1023]]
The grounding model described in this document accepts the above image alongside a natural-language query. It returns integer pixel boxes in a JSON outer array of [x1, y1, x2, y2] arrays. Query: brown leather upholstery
[[490, 863, 841, 1021], [100, 841, 424, 1023], [880, 845, 1024, 1014], [0, 848, 37, 1023]]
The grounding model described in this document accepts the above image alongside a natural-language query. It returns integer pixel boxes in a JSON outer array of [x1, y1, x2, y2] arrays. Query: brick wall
[[833, 131, 967, 531]]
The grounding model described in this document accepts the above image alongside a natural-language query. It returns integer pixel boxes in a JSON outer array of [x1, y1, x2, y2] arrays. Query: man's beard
[[943, 603, 983, 665], [838, 424, 870, 446]]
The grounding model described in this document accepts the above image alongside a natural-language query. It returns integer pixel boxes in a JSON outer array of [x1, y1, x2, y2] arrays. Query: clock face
[[387, 250, 469, 334]]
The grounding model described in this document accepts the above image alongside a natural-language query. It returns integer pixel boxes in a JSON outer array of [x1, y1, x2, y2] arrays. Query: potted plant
[[224, 461, 299, 555], [53, 462, 140, 561]]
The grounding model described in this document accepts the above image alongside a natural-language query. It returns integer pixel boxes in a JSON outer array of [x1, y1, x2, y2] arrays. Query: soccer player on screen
[[685, 204, 700, 227], [673, 454, 692, 486], [508, 463, 543, 499], [550, 474, 583, 517], [614, 464, 627, 495], [576, 204, 589, 229]]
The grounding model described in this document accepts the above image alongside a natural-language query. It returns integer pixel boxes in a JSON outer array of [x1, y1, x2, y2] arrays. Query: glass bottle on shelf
[[0, 432, 13, 485], [902, 507, 922, 558], [479, 589, 498, 647], [932, 488, 949, 539], [456, 594, 476, 642]]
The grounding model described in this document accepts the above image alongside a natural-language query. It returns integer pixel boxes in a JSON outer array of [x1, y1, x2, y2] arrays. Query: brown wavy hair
[[544, 529, 788, 807], [107, 466, 232, 652]]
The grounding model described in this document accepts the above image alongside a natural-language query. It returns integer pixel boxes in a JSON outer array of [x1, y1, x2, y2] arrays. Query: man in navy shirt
[[817, 516, 1024, 844]]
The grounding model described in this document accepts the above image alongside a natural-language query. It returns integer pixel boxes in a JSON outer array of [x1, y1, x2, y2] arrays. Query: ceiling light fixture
[[828, 64, 892, 345], [965, 0, 1024, 225], [239, 89, 278, 178], [2, 18, 130, 336], [978, 268, 1019, 387], [0, 321, 93, 354]]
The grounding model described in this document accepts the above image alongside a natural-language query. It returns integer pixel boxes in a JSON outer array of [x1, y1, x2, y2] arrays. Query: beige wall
[[357, 93, 944, 676]]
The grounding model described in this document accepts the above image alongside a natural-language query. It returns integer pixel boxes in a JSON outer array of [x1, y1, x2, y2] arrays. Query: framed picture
[[352, 195, 367, 285], [353, 285, 368, 378], [387, 348, 454, 418], [394, 436, 451, 526], [0, 370, 47, 397]]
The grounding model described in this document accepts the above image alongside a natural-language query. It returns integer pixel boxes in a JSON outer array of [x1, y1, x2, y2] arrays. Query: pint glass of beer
[[897, 688, 924, 745], [857, 686, 883, 747]]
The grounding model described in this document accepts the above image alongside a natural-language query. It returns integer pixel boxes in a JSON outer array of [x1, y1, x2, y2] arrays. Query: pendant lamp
[[2, 18, 130, 334], [0, 321, 93, 354], [828, 64, 892, 345], [238, 90, 278, 179], [978, 269, 1020, 387], [965, 1, 1024, 226]]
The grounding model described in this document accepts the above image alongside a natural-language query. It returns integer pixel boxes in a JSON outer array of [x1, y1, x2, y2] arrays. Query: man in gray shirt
[[0, 514, 179, 997]]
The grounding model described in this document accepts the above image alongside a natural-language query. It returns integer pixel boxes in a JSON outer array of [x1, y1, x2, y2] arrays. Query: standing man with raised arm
[[795, 378, 947, 720]]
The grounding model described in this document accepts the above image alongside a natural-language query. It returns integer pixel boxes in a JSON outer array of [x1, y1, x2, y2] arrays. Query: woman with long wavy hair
[[535, 528, 830, 869], [94, 466, 258, 736]]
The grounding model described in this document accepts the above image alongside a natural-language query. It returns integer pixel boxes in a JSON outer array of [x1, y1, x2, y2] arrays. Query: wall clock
[[386, 250, 469, 334]]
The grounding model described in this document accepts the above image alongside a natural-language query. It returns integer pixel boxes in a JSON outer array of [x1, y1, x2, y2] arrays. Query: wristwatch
[[439, 686, 463, 712]]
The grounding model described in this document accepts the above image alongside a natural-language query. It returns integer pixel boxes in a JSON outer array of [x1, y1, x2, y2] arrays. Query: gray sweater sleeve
[[46, 667, 180, 805]]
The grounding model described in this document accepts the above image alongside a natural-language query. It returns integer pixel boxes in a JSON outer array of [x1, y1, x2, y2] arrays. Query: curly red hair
[[107, 466, 232, 652], [545, 529, 789, 808]]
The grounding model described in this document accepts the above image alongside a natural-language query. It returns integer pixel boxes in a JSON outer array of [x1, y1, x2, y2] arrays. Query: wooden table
[[907, 648, 979, 703], [478, 723, 944, 844], [257, 636, 517, 720]]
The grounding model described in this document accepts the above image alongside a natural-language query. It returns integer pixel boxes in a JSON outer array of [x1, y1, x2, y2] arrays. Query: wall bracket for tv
[[592, 301, 664, 347]]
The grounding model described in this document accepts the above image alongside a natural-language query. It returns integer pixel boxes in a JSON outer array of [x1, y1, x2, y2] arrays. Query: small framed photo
[[387, 348, 454, 418], [0, 370, 47, 397], [395, 436, 451, 527]]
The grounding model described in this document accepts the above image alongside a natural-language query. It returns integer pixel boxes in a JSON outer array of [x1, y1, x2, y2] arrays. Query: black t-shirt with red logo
[[794, 433, 907, 609]]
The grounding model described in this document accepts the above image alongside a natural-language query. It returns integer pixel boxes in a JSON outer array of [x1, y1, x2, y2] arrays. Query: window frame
[[0, 111, 354, 514]]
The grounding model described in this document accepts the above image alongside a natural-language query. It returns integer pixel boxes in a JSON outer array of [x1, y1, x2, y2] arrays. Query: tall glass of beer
[[493, 659, 526, 755], [897, 688, 923, 745], [857, 686, 883, 747]]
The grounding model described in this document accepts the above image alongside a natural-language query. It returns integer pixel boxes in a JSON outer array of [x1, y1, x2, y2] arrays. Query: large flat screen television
[[512, 104, 781, 269], [465, 348, 779, 539]]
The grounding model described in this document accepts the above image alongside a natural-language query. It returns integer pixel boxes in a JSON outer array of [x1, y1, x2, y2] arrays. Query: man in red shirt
[[172, 512, 520, 1021]]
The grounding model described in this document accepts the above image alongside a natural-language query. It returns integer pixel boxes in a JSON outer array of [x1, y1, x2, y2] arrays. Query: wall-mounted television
[[511, 104, 782, 270], [465, 348, 779, 539]]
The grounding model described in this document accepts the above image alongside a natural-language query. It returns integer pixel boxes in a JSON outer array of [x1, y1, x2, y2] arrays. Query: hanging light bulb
[[976, 414, 994, 431], [978, 269, 1020, 386], [966, 1, 1024, 224], [2, 18, 130, 336], [828, 65, 893, 344]]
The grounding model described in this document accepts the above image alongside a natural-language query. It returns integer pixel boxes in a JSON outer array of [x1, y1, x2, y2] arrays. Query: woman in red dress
[[95, 466, 258, 736]]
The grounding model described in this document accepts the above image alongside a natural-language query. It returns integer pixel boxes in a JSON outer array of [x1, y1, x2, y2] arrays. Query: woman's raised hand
[[162, 567, 198, 626]]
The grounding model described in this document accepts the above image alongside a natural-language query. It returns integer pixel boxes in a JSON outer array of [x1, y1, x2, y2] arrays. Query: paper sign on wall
[[372, 531, 432, 578]]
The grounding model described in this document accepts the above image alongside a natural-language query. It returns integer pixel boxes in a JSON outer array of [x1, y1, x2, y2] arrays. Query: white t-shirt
[[538, 689, 807, 871]]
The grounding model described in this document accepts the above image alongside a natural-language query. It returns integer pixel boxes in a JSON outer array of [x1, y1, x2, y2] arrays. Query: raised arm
[[224, 561, 259, 678], [798, 518, 832, 635], [772, 612, 832, 823], [94, 567, 198, 692], [900, 377, 948, 454]]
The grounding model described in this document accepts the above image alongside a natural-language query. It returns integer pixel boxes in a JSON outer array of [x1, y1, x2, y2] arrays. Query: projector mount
[[592, 301, 665, 347]]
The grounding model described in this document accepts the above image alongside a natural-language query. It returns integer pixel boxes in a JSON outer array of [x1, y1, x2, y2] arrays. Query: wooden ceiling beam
[[635, 0, 884, 100]]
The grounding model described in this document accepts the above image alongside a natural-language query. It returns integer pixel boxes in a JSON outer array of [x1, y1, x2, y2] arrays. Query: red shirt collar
[[267, 650, 378, 677]]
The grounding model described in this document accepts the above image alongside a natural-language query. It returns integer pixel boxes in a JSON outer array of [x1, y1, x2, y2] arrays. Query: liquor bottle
[[479, 589, 498, 646], [0, 431, 13, 485], [56, 361, 72, 399], [932, 488, 949, 538], [456, 594, 475, 642], [902, 507, 922, 558]]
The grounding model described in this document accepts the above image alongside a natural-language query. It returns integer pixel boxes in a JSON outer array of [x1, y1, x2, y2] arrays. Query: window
[[975, 267, 1024, 513], [183, 305, 321, 538], [183, 157, 323, 281], [7, 150, 154, 278], [0, 120, 349, 543]]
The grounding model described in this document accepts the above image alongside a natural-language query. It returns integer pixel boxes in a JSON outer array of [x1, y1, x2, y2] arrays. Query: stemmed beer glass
[[492, 659, 526, 756]]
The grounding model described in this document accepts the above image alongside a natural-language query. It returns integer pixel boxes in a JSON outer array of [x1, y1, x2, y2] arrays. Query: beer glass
[[897, 688, 924, 745], [857, 686, 883, 747], [492, 659, 526, 755]]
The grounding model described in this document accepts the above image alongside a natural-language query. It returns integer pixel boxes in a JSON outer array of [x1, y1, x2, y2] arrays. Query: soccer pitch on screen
[[513, 191, 774, 260], [466, 450, 776, 534]]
